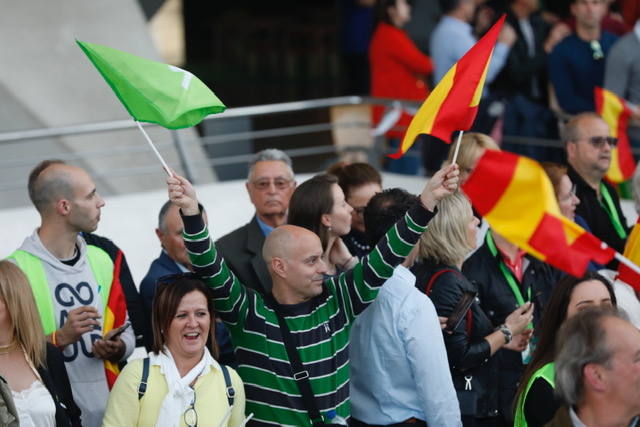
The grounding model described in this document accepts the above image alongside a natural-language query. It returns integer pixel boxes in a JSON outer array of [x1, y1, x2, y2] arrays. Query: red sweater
[[369, 22, 433, 138]]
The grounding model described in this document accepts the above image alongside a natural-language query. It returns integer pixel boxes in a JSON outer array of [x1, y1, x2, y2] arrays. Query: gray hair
[[157, 200, 173, 232], [247, 149, 294, 181], [554, 307, 628, 406]]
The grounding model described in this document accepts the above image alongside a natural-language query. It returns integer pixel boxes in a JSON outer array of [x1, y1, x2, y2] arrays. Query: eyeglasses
[[586, 136, 618, 148], [183, 392, 198, 427], [250, 177, 293, 191], [590, 40, 604, 60], [559, 184, 577, 203]]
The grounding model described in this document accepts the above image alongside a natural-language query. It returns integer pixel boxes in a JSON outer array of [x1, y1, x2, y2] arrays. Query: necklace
[[0, 340, 17, 355]]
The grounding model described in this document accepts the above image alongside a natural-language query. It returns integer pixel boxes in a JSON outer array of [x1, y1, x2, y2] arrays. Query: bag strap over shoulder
[[138, 357, 150, 400], [220, 364, 235, 406], [424, 268, 474, 337]]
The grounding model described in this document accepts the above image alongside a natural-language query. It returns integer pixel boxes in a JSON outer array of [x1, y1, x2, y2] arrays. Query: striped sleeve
[[332, 202, 434, 321], [182, 211, 248, 328]]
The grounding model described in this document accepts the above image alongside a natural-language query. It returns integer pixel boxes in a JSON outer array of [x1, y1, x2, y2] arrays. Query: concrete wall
[[0, 0, 214, 208]]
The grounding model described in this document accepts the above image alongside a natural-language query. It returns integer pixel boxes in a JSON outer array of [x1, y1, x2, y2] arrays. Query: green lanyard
[[486, 232, 531, 306], [599, 183, 628, 240]]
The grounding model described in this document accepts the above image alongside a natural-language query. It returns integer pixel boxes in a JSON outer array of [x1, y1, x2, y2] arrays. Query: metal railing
[[2, 95, 616, 201]]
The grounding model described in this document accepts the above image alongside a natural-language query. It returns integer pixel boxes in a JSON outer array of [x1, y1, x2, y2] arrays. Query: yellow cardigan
[[102, 358, 246, 427]]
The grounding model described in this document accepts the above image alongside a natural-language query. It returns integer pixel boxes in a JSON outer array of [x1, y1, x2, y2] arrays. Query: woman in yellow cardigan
[[103, 274, 245, 427]]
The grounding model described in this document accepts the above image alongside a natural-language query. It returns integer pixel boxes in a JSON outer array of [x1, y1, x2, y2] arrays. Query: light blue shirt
[[430, 16, 510, 86], [350, 265, 461, 426], [255, 215, 274, 236]]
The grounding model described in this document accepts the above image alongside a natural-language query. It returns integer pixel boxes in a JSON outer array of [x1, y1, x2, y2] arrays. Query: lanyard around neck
[[599, 182, 627, 240], [486, 232, 530, 306]]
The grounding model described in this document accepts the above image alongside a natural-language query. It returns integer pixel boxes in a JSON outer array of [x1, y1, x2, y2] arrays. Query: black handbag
[[264, 294, 345, 427]]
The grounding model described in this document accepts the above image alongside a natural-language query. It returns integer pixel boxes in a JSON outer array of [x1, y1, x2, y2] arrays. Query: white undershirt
[[12, 380, 56, 427]]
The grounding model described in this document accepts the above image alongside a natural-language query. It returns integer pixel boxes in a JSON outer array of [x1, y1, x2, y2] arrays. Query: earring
[[328, 226, 332, 232]]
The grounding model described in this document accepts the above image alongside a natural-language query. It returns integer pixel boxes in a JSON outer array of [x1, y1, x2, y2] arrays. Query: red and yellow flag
[[462, 150, 615, 277], [594, 87, 635, 183], [619, 219, 640, 292], [388, 15, 505, 159], [103, 251, 128, 389]]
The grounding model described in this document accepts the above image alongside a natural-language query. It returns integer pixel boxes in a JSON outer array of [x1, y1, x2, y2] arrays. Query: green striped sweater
[[183, 202, 433, 426]]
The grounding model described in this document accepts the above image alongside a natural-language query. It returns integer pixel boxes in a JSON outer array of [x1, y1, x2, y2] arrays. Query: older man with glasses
[[565, 112, 629, 259], [216, 149, 296, 295]]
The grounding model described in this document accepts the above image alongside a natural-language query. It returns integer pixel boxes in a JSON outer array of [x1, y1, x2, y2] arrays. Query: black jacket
[[492, 11, 551, 102], [462, 239, 561, 420], [216, 215, 272, 294], [39, 343, 82, 427], [412, 262, 499, 418], [568, 166, 629, 259]]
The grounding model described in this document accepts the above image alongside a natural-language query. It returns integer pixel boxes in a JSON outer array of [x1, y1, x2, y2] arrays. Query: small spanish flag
[[388, 15, 505, 159], [595, 87, 635, 183], [462, 150, 615, 277], [619, 219, 640, 291], [103, 251, 128, 389]]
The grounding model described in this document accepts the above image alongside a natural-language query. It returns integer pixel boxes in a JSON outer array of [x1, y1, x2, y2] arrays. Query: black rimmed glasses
[[250, 177, 294, 191], [586, 136, 618, 148], [183, 390, 198, 427]]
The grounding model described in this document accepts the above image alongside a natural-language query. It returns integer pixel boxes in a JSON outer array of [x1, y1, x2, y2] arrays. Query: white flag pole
[[135, 120, 173, 177], [614, 252, 640, 275], [240, 413, 254, 427], [451, 131, 464, 165]]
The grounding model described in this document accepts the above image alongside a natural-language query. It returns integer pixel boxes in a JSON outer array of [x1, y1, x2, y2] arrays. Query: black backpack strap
[[220, 364, 235, 407], [138, 357, 150, 400], [264, 294, 324, 425]]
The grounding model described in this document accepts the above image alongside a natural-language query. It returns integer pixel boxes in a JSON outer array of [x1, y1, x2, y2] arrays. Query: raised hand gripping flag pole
[[77, 40, 226, 176], [389, 15, 506, 165]]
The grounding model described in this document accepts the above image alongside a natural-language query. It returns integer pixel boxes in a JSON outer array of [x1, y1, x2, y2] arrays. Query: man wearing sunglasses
[[565, 113, 629, 259], [548, 0, 618, 114]]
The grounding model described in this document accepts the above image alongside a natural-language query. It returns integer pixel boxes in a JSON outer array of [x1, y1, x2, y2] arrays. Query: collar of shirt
[[256, 215, 275, 236], [162, 249, 191, 273], [497, 246, 528, 282], [441, 15, 473, 36]]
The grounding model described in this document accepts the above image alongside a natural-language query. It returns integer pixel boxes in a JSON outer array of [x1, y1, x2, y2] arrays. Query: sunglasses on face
[[586, 136, 618, 148]]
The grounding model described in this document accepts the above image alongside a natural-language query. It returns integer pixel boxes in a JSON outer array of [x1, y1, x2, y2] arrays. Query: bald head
[[263, 225, 319, 263]]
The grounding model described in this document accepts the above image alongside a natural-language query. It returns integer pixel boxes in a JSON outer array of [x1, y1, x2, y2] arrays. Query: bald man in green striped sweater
[[166, 165, 458, 426]]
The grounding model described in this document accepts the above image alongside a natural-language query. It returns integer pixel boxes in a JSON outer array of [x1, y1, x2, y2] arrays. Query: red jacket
[[369, 22, 433, 138]]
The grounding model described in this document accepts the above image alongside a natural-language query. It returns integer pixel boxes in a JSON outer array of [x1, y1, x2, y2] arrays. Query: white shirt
[[12, 380, 56, 427]]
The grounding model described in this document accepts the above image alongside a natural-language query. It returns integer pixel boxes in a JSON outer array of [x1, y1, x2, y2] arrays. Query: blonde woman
[[0, 260, 81, 426], [411, 193, 533, 427]]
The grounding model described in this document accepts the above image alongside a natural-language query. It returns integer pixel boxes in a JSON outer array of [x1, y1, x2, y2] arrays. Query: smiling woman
[[102, 274, 246, 427]]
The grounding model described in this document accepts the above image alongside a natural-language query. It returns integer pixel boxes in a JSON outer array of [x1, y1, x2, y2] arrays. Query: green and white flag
[[77, 40, 225, 129]]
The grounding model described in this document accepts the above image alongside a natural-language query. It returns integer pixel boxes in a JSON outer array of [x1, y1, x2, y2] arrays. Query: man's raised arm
[[331, 164, 459, 318], [167, 174, 249, 327]]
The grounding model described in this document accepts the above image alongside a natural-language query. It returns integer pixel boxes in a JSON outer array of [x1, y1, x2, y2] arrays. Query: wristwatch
[[497, 324, 512, 344]]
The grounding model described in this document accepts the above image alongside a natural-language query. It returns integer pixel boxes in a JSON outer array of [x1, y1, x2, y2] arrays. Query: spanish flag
[[103, 251, 128, 389], [462, 150, 615, 277], [388, 15, 505, 159], [619, 219, 640, 291], [595, 87, 635, 183]]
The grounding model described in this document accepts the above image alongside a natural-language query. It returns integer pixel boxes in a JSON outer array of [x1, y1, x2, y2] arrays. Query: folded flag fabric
[[102, 251, 128, 389], [388, 14, 506, 159], [619, 218, 640, 292], [462, 150, 615, 277], [594, 87, 635, 183], [77, 40, 225, 129]]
